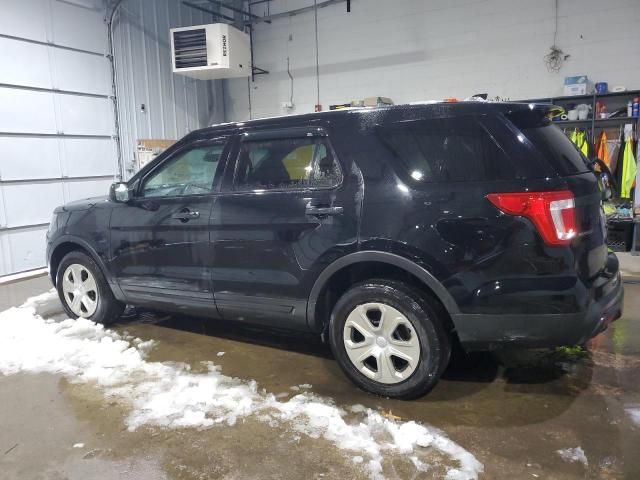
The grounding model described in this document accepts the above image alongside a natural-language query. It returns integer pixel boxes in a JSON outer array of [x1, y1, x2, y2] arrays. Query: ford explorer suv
[[46, 102, 623, 399]]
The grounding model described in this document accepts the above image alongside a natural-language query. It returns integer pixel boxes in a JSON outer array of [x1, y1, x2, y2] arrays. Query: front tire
[[56, 251, 125, 325], [329, 279, 450, 399]]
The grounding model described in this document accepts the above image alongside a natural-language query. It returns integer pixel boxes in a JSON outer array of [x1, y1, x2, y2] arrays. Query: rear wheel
[[329, 279, 450, 399], [56, 251, 125, 325]]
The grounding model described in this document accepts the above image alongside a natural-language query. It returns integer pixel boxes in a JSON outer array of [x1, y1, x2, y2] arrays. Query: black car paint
[[46, 102, 623, 349]]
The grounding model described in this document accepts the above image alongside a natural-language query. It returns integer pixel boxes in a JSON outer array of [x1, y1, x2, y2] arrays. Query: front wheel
[[56, 251, 125, 325], [329, 279, 450, 399]]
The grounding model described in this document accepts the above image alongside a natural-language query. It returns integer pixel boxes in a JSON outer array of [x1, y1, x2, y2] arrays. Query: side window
[[377, 118, 516, 182], [234, 136, 341, 191], [142, 143, 225, 198]]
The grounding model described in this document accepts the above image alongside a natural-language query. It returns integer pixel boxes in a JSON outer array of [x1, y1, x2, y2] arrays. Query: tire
[[56, 250, 125, 325], [329, 279, 451, 399]]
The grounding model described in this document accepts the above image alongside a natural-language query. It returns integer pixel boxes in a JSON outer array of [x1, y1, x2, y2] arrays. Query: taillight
[[486, 190, 577, 246]]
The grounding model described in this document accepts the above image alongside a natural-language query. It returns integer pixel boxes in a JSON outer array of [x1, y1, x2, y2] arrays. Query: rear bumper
[[453, 253, 624, 350]]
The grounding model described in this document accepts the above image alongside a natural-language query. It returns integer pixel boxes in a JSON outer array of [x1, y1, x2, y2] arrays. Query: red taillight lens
[[486, 190, 577, 246]]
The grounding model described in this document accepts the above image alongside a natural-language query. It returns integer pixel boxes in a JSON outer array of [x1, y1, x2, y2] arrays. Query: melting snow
[[0, 291, 483, 480], [72, 443, 84, 448], [557, 447, 588, 466], [625, 405, 640, 426], [216, 352, 225, 357]]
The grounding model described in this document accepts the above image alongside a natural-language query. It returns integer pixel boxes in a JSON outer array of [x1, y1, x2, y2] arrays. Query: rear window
[[377, 117, 523, 183], [506, 111, 590, 176]]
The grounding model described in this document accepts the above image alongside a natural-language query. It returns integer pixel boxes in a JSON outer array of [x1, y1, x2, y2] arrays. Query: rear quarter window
[[506, 111, 590, 176], [518, 124, 590, 176], [376, 116, 524, 183]]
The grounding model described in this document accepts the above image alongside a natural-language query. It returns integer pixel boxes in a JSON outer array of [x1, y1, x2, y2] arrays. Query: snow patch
[[625, 405, 640, 426], [73, 443, 84, 448], [410, 455, 430, 472], [0, 292, 483, 480], [557, 447, 588, 466], [216, 352, 225, 357]]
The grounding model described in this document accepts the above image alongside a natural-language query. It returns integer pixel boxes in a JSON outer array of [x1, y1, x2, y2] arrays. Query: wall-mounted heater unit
[[170, 23, 251, 80]]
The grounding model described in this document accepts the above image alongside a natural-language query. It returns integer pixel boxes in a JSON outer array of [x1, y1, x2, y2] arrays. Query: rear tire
[[329, 279, 451, 399], [56, 251, 125, 325]]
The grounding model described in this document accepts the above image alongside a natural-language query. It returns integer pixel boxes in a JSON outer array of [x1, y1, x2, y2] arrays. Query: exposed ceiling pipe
[[182, 1, 236, 22], [106, 0, 125, 179], [314, 0, 320, 109], [203, 0, 265, 21], [244, 0, 347, 25]]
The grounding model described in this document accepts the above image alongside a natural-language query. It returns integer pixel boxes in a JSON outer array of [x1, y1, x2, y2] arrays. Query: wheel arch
[[307, 251, 459, 333], [49, 237, 113, 288]]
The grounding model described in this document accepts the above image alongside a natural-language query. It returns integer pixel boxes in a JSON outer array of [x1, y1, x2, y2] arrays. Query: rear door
[[210, 125, 358, 330], [109, 135, 231, 311]]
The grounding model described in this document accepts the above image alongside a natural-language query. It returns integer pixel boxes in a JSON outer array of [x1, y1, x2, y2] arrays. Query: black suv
[[46, 102, 623, 398]]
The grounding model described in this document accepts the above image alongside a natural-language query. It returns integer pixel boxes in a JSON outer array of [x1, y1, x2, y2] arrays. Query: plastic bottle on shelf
[[599, 103, 607, 119], [628, 100, 633, 117], [633, 97, 640, 117]]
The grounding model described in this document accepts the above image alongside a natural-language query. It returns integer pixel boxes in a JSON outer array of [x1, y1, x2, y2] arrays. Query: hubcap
[[342, 302, 421, 384], [62, 264, 98, 318]]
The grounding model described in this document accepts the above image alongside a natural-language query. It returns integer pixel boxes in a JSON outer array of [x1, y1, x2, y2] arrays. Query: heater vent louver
[[173, 28, 207, 69]]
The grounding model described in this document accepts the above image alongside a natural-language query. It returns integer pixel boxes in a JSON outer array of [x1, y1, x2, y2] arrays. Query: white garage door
[[0, 0, 118, 276]]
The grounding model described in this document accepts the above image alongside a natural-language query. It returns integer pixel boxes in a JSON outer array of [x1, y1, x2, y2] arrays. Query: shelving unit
[[518, 90, 640, 253], [517, 90, 640, 138]]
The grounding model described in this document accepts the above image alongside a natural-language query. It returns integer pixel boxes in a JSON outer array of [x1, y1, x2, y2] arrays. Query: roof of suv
[[196, 101, 559, 136]]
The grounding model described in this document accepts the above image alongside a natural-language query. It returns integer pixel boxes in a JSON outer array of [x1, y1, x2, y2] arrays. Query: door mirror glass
[[110, 182, 131, 203]]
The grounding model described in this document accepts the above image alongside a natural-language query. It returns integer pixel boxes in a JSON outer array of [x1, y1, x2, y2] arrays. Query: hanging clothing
[[608, 139, 621, 173], [614, 129, 625, 196], [635, 139, 640, 208], [620, 138, 637, 199], [569, 129, 589, 158], [594, 131, 610, 166]]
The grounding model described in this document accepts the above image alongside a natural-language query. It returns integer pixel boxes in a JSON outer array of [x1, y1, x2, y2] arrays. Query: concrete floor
[[1, 274, 640, 479]]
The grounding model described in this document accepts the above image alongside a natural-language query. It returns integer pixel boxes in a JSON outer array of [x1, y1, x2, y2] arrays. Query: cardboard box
[[362, 96, 394, 107], [563, 75, 591, 96]]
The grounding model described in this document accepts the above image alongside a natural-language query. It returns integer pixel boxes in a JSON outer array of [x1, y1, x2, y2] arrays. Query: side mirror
[[109, 182, 132, 203]]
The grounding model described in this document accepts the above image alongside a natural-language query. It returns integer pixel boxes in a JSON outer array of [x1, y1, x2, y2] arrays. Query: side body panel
[[348, 106, 615, 348]]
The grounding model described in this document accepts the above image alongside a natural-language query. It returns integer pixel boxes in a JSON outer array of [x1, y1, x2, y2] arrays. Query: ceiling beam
[[203, 0, 264, 21], [181, 1, 236, 22], [244, 0, 347, 25]]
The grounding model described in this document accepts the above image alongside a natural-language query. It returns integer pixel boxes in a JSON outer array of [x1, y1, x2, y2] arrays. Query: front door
[[210, 125, 358, 330], [109, 135, 230, 312]]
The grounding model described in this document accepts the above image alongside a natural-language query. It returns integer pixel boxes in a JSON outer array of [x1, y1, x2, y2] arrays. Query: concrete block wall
[[223, 0, 640, 121]]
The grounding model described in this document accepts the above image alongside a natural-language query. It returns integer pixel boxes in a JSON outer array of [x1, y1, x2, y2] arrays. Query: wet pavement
[[1, 276, 639, 479]]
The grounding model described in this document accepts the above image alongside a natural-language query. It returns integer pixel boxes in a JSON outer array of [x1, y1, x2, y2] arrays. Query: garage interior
[[1, 0, 640, 479]]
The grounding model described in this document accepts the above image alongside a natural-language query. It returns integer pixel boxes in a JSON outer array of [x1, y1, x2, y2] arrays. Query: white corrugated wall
[[111, 0, 225, 178], [0, 0, 224, 276]]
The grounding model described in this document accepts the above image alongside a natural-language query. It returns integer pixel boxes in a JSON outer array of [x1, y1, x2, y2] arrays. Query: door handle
[[171, 209, 200, 222], [305, 203, 343, 217]]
